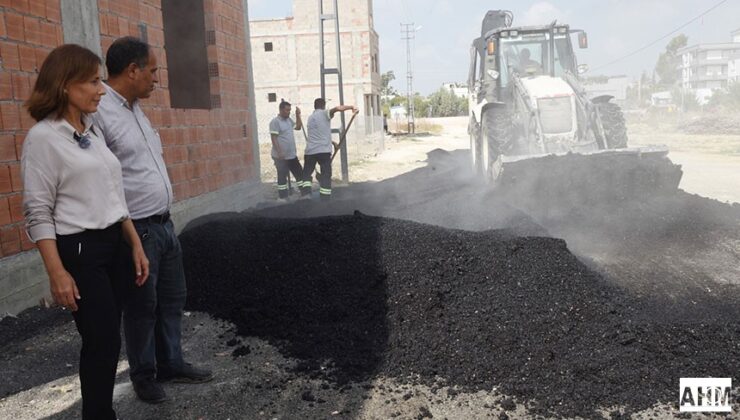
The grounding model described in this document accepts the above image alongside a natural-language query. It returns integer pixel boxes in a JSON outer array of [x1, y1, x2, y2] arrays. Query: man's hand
[[132, 245, 150, 287], [295, 107, 301, 118]]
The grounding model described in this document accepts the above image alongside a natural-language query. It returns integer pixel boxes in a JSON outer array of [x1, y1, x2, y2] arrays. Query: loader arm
[[562, 71, 607, 148], [511, 75, 546, 153]]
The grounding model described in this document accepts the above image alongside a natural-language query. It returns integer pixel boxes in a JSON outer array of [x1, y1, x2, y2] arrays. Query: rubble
[[678, 114, 740, 135]]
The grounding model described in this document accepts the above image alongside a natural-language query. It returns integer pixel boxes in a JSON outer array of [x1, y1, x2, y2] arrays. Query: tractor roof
[[483, 23, 571, 41]]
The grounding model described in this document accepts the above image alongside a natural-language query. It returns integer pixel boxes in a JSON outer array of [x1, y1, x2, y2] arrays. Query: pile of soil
[[181, 213, 740, 418], [678, 114, 740, 135]]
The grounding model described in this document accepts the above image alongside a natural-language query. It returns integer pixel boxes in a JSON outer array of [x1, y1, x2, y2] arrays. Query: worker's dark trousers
[[274, 157, 303, 198], [301, 153, 332, 199], [56, 222, 130, 420], [125, 218, 187, 383]]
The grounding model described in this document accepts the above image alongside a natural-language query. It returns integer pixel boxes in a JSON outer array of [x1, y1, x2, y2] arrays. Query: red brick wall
[[0, 0, 60, 256], [0, 0, 258, 259]]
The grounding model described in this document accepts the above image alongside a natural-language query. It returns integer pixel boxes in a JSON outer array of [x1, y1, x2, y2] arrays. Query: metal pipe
[[333, 0, 348, 181], [318, 0, 326, 99]]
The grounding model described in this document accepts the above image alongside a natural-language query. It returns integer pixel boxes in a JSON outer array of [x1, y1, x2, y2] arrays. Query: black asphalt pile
[[180, 213, 740, 418], [499, 151, 683, 208]]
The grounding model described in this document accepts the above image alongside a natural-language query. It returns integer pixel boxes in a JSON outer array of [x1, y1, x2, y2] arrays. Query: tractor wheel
[[469, 117, 483, 176], [596, 102, 628, 149], [481, 107, 512, 183]]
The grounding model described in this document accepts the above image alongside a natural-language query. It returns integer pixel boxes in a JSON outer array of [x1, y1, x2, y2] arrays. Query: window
[[707, 50, 722, 60], [500, 35, 546, 86], [707, 65, 722, 76], [162, 0, 211, 109], [264, 42, 273, 52], [268, 93, 277, 102]]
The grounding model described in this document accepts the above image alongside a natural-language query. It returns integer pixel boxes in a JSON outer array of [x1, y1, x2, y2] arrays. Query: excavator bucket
[[495, 146, 683, 206]]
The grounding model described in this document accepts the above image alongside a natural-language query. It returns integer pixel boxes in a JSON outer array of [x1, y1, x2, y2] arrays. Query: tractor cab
[[496, 26, 578, 83], [470, 20, 588, 102]]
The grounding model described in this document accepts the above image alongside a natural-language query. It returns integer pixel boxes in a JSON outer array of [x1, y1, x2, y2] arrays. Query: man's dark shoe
[[132, 378, 169, 404], [157, 363, 213, 384]]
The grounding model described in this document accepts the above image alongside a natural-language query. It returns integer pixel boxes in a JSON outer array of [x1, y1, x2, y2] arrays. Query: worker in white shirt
[[269, 100, 305, 199], [300, 98, 357, 200]]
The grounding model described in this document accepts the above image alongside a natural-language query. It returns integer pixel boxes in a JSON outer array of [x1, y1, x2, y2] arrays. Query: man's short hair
[[313, 98, 326, 109], [279, 100, 291, 111], [106, 36, 150, 77]]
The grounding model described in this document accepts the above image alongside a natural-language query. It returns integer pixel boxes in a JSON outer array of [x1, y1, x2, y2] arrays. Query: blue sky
[[248, 0, 740, 95]]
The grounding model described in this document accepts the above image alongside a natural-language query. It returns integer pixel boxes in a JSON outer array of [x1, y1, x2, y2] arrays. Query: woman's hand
[[36, 239, 80, 311], [49, 268, 80, 311], [132, 244, 149, 286]]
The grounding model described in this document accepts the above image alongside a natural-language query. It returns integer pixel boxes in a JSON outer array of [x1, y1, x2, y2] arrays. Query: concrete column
[[241, 0, 261, 178], [60, 0, 102, 57]]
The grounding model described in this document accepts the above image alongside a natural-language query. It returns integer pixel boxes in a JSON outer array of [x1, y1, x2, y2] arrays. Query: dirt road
[[628, 123, 740, 204]]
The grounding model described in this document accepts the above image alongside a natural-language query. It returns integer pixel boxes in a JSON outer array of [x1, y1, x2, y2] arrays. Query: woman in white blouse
[[22, 44, 149, 420]]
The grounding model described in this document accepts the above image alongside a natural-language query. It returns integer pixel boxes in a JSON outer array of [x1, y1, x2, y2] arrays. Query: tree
[[381, 71, 397, 98], [426, 87, 468, 117], [707, 82, 740, 110], [655, 34, 688, 87], [413, 93, 429, 118]]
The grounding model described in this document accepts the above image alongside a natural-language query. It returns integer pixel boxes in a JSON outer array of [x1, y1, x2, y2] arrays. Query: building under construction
[[249, 0, 383, 147]]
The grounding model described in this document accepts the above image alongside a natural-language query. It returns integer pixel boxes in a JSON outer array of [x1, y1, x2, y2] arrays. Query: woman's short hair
[[25, 44, 101, 122], [105, 36, 150, 77]]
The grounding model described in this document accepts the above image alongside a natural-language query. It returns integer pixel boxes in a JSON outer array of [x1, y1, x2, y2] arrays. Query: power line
[[592, 0, 729, 72]]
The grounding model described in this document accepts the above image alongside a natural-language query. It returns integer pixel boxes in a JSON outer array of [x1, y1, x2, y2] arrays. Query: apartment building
[[680, 30, 740, 89]]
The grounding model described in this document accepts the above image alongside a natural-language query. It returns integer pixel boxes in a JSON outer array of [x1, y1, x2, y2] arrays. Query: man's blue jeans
[[124, 219, 187, 382]]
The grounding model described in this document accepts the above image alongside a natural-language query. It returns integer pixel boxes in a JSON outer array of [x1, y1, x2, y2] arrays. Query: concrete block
[[0, 249, 48, 317], [0, 180, 264, 317]]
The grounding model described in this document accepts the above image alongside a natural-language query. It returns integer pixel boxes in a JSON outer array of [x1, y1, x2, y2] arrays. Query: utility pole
[[401, 23, 416, 133], [319, 0, 349, 182]]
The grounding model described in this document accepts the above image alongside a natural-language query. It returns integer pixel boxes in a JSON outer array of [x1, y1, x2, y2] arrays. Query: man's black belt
[[134, 211, 170, 224]]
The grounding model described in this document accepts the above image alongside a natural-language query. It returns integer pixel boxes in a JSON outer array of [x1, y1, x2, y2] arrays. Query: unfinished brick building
[[249, 0, 382, 146], [0, 0, 261, 315]]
